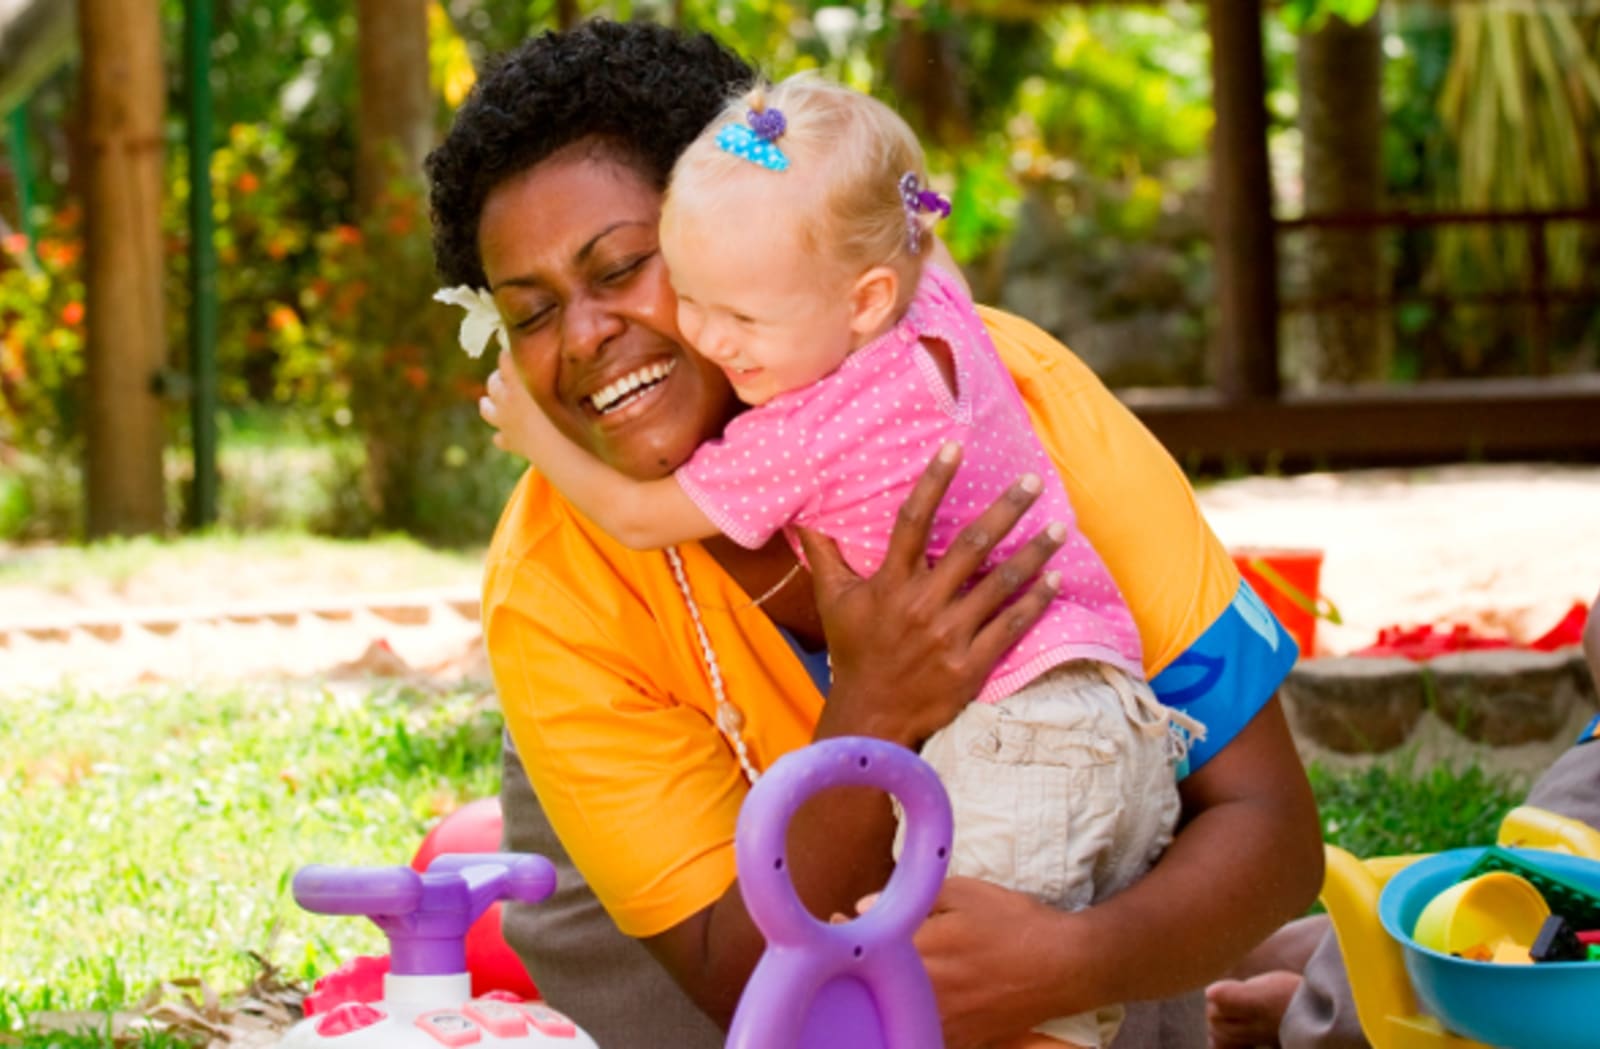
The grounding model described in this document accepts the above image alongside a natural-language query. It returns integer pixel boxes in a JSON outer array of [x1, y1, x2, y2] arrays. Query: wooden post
[[1207, 0, 1280, 401], [355, 0, 431, 215], [80, 0, 167, 537], [1298, 13, 1386, 384]]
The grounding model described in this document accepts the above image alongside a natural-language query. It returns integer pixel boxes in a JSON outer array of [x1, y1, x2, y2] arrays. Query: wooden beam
[[81, 0, 166, 537], [1122, 376, 1600, 471], [1207, 0, 1281, 402]]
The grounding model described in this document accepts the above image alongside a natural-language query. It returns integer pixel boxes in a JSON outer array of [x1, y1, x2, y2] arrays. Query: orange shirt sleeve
[[979, 304, 1241, 675]]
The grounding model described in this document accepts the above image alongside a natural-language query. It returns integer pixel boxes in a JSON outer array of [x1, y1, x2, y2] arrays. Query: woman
[[425, 20, 1323, 1049]]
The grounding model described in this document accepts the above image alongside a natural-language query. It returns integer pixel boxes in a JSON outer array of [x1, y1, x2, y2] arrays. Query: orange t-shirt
[[483, 306, 1241, 938]]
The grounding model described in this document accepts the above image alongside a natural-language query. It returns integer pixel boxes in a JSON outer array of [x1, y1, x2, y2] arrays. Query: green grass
[[0, 675, 1538, 1045], [0, 680, 504, 1044], [1310, 753, 1530, 859]]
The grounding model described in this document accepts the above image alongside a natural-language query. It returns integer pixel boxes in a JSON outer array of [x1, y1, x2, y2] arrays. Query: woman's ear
[[848, 265, 901, 340]]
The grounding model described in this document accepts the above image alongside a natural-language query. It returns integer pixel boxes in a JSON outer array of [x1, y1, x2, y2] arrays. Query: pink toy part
[[312, 1001, 386, 1036], [415, 1010, 483, 1046], [727, 737, 951, 1049], [461, 999, 530, 1038], [523, 1004, 578, 1039], [412, 796, 540, 1000], [303, 954, 390, 1016]]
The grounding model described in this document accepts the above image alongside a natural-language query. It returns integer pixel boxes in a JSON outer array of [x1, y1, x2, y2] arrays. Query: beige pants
[[910, 663, 1201, 1047]]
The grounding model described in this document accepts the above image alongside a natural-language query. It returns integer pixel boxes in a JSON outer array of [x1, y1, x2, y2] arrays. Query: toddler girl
[[459, 74, 1202, 1049]]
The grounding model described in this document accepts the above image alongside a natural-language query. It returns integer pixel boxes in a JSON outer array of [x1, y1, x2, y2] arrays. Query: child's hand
[[480, 350, 543, 461]]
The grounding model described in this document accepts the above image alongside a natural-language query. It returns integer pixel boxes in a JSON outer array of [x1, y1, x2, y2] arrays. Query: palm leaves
[[1434, 4, 1600, 295]]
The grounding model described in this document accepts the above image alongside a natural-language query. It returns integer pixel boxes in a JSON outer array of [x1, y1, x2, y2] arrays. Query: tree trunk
[[355, 0, 431, 215], [888, 18, 972, 147], [1297, 13, 1387, 385], [1207, 0, 1281, 401], [80, 0, 166, 537], [355, 0, 431, 528]]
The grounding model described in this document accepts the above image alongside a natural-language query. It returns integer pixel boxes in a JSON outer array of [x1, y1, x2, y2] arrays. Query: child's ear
[[848, 265, 901, 339]]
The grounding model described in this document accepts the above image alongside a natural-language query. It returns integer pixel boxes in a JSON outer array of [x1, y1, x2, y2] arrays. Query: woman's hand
[[914, 878, 1071, 1049], [798, 441, 1066, 748]]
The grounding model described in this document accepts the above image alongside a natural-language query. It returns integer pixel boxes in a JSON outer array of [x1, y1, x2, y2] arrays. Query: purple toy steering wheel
[[726, 737, 951, 1049]]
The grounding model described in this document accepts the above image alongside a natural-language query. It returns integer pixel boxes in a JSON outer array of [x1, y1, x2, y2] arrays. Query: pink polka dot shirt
[[675, 265, 1145, 702]]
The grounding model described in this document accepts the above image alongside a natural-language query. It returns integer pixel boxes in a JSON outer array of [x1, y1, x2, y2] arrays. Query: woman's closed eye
[[598, 252, 653, 286], [511, 302, 556, 333]]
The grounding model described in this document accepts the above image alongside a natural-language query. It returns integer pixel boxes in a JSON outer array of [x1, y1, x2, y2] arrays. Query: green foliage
[[1434, 10, 1600, 293], [168, 122, 323, 409], [1281, 0, 1380, 35], [2, 0, 1250, 540], [0, 680, 504, 1030], [277, 178, 522, 541], [936, 139, 1021, 266], [1018, 8, 1213, 179], [1310, 755, 1528, 859]]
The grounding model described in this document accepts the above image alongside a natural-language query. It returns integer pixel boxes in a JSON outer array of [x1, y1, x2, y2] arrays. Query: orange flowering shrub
[[0, 210, 88, 463], [3, 125, 514, 541], [273, 178, 513, 540]]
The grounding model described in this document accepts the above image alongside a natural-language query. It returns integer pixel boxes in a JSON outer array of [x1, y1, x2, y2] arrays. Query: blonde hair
[[664, 73, 936, 285]]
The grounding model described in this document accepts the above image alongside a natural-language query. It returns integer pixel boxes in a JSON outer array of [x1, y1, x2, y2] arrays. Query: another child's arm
[[481, 351, 717, 549], [1585, 587, 1600, 684], [928, 237, 973, 298]]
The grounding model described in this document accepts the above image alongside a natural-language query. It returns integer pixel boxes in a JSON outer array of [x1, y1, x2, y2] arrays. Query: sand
[[3, 463, 1598, 693]]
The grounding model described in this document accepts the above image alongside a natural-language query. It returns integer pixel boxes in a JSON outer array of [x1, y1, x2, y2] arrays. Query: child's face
[[660, 181, 857, 407]]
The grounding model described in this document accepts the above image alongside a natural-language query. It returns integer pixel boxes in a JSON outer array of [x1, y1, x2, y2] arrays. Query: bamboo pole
[[80, 0, 167, 537]]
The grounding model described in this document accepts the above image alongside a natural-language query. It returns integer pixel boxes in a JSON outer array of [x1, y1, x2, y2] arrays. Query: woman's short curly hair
[[426, 19, 755, 289]]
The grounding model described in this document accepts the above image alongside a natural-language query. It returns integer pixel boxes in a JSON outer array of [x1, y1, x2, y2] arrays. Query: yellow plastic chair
[[1318, 806, 1600, 1049]]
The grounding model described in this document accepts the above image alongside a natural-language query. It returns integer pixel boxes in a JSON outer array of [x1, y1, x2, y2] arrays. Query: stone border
[[0, 587, 482, 649], [1283, 648, 1596, 755]]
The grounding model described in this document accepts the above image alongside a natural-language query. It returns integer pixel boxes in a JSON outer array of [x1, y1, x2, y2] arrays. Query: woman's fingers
[[924, 472, 1044, 600], [795, 527, 855, 597], [958, 516, 1064, 648], [881, 441, 963, 579], [970, 568, 1060, 667]]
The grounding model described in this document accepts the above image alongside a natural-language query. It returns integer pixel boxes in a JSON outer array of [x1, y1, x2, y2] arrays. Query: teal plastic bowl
[[1378, 847, 1600, 1049]]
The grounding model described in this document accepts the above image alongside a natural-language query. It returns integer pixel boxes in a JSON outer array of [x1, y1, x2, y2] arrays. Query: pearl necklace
[[665, 546, 761, 787]]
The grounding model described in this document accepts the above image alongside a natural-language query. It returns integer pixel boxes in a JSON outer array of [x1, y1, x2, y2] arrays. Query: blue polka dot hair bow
[[716, 107, 789, 172]]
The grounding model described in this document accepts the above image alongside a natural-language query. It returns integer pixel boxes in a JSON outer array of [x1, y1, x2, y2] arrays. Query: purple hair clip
[[717, 106, 790, 172], [747, 106, 787, 144], [899, 172, 952, 254]]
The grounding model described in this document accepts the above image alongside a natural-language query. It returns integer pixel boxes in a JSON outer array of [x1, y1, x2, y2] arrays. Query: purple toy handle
[[727, 737, 950, 1049], [292, 853, 556, 976]]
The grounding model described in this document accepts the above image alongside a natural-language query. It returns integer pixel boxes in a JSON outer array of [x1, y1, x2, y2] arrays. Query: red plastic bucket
[[1231, 547, 1327, 657]]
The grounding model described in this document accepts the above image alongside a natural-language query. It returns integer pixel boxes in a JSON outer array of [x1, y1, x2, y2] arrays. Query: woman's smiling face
[[478, 140, 738, 480]]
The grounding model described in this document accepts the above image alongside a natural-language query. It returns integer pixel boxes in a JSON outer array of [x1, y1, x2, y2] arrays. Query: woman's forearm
[[643, 760, 899, 1026], [917, 698, 1323, 1048]]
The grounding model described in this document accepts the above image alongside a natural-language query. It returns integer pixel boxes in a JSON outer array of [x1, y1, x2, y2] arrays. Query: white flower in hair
[[433, 285, 509, 359]]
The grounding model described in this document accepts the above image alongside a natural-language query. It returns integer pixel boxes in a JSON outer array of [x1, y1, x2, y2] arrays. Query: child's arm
[[481, 352, 717, 549]]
